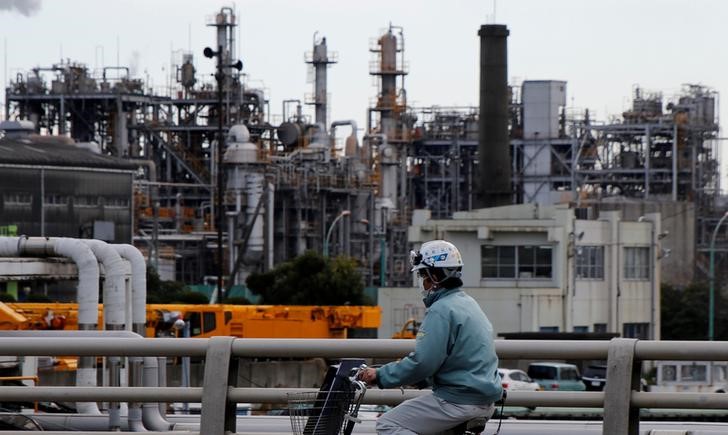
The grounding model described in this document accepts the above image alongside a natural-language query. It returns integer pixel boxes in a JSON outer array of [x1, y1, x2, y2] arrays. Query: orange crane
[[0, 301, 381, 339]]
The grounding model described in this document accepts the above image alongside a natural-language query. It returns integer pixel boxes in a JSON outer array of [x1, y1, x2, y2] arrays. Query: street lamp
[[204, 45, 243, 303], [324, 210, 351, 257], [709, 211, 728, 341]]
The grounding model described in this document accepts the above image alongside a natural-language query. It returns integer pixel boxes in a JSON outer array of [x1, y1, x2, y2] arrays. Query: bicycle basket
[[287, 390, 356, 435]]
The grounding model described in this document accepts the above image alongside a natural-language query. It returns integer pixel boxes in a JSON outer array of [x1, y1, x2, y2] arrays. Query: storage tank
[[277, 122, 304, 148], [180, 54, 196, 90], [224, 124, 265, 277]]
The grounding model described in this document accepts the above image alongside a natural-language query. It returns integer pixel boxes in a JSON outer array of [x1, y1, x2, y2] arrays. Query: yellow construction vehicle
[[0, 302, 381, 339], [391, 318, 420, 339]]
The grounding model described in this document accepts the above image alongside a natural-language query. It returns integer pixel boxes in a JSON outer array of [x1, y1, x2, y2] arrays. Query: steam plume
[[0, 0, 42, 16]]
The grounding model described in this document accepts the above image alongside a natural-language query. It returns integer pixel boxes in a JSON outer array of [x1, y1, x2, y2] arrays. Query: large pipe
[[0, 330, 171, 431], [82, 240, 126, 331], [112, 244, 147, 336], [113, 244, 149, 431], [129, 159, 159, 270], [144, 356, 175, 430], [0, 237, 102, 415], [477, 24, 512, 208], [330, 119, 359, 157], [266, 181, 275, 271], [81, 240, 132, 429]]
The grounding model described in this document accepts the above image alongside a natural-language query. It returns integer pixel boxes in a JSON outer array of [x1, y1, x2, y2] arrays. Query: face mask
[[417, 275, 429, 299]]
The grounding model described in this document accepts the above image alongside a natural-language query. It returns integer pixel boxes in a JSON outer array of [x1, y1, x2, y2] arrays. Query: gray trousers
[[375, 393, 494, 435]]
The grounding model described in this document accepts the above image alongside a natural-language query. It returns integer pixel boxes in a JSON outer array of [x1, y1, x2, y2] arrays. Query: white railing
[[2, 336, 728, 434]]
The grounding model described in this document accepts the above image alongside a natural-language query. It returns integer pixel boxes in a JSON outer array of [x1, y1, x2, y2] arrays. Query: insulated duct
[[0, 330, 172, 431], [82, 240, 126, 428], [82, 240, 126, 331], [0, 237, 102, 415], [477, 24, 512, 208], [112, 244, 147, 336]]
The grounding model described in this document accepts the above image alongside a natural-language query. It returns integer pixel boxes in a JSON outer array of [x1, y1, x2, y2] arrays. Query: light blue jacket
[[377, 288, 502, 405]]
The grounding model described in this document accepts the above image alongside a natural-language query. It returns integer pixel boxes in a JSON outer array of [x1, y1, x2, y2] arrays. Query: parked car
[[582, 364, 607, 391], [498, 368, 542, 392], [357, 404, 391, 419], [527, 362, 586, 391]]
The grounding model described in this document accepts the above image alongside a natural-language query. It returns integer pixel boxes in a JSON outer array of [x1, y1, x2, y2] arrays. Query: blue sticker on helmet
[[432, 253, 448, 262]]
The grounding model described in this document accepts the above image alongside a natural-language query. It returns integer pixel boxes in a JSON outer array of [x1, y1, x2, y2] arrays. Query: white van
[[172, 402, 252, 415], [651, 361, 728, 393]]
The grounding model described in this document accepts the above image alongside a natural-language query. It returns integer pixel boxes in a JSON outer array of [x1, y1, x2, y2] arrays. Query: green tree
[[661, 282, 728, 340], [246, 251, 371, 305], [146, 266, 208, 304], [0, 292, 16, 302]]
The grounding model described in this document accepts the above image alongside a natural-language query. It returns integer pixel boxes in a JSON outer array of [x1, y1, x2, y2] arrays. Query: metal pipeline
[[143, 356, 175, 431], [0, 330, 172, 431], [330, 119, 358, 136], [0, 236, 102, 415], [112, 244, 148, 336], [82, 239, 127, 428], [330, 119, 359, 157]]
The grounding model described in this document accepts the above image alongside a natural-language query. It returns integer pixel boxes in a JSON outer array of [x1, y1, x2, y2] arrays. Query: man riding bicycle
[[358, 240, 502, 434]]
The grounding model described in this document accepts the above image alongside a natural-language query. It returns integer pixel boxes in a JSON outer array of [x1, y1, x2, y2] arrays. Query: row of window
[[480, 245, 650, 280], [3, 194, 129, 209], [539, 323, 649, 339]]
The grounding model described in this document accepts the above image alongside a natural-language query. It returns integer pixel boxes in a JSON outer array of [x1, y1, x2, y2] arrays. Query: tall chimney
[[476, 24, 511, 208]]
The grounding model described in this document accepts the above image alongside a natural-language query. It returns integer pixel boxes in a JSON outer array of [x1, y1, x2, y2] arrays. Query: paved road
[[165, 415, 728, 434]]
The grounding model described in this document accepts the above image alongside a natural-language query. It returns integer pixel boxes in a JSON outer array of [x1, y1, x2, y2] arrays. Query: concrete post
[[200, 336, 237, 435], [603, 338, 640, 435]]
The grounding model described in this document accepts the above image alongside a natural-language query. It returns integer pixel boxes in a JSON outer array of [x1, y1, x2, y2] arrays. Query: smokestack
[[476, 24, 511, 208]]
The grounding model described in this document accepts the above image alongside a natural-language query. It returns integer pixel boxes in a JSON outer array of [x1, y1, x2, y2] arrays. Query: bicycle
[[288, 358, 368, 435], [442, 390, 507, 435]]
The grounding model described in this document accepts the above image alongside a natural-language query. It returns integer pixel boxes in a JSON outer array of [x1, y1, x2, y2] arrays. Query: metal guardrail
[[1, 337, 728, 434]]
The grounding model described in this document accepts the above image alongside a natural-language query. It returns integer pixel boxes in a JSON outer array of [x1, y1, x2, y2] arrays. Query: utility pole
[[204, 45, 242, 303]]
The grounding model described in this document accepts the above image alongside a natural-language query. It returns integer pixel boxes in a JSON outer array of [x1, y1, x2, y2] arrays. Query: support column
[[603, 338, 640, 435], [200, 336, 237, 435]]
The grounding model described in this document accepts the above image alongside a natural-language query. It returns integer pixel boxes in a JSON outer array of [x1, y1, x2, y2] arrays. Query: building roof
[[0, 137, 138, 171]]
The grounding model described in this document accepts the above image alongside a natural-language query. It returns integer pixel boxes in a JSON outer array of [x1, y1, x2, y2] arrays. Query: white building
[[378, 203, 662, 340]]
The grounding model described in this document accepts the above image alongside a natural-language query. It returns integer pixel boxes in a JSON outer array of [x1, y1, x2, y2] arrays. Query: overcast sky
[[1, 0, 726, 169]]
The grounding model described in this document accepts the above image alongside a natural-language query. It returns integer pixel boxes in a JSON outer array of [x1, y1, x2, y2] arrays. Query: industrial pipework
[[0, 237, 101, 414]]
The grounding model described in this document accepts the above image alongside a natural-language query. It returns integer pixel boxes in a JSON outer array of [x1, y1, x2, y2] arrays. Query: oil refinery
[[0, 2, 727, 433], [1, 7, 721, 292]]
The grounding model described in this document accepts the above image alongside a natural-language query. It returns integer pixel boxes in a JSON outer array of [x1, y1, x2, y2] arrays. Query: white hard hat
[[410, 240, 464, 272]]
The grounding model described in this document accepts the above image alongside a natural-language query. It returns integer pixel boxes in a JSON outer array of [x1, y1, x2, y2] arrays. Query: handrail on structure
[[1, 337, 728, 435], [0, 375, 40, 412]]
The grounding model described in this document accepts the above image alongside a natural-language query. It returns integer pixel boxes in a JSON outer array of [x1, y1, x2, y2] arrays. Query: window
[[187, 312, 202, 336], [45, 194, 69, 206], [573, 326, 589, 333], [594, 323, 607, 333], [518, 246, 553, 278], [481, 246, 515, 278], [576, 246, 604, 279], [539, 326, 559, 333], [74, 196, 100, 208], [560, 367, 580, 381], [623, 322, 649, 339], [681, 364, 707, 382], [203, 312, 216, 333], [528, 365, 557, 380], [624, 247, 650, 280], [661, 364, 677, 382], [105, 197, 130, 209], [482, 245, 552, 279], [4, 193, 32, 206]]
